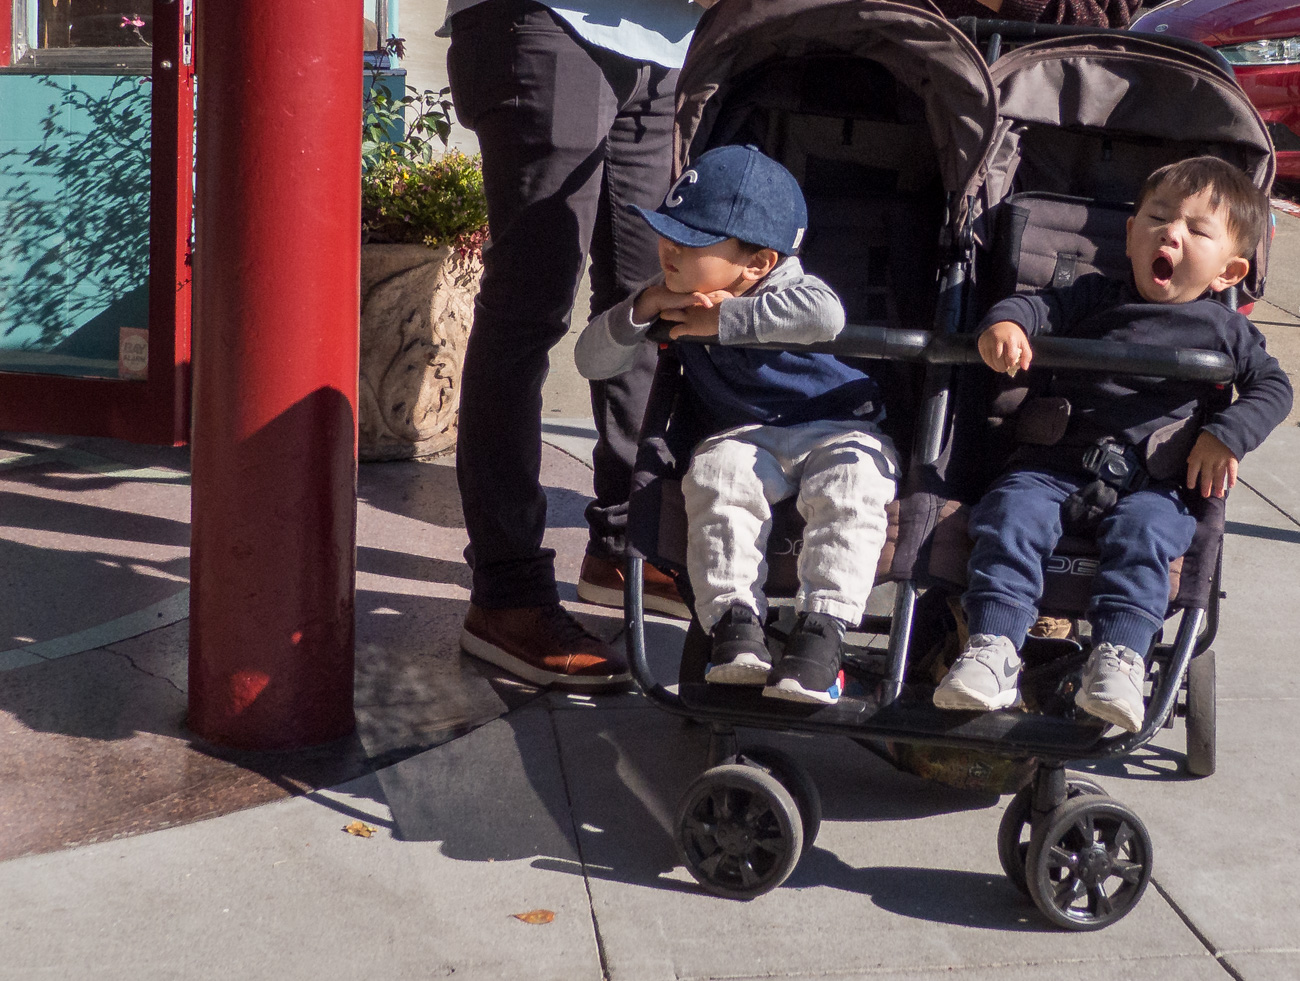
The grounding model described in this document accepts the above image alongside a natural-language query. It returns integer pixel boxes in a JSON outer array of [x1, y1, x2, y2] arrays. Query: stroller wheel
[[730, 746, 822, 857], [997, 776, 1106, 896], [1025, 795, 1153, 931], [1185, 650, 1216, 777], [676, 763, 804, 900]]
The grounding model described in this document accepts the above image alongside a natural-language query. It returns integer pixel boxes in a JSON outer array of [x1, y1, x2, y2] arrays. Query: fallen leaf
[[344, 820, 376, 838], [512, 909, 556, 925]]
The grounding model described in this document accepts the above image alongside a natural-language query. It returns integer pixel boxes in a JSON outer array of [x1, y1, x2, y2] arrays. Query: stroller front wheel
[[675, 763, 804, 900], [996, 775, 1107, 896], [729, 746, 822, 857], [1025, 794, 1153, 930]]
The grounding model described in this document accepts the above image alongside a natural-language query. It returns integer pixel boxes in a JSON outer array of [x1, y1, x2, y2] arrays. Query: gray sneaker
[[932, 634, 1023, 711], [1075, 643, 1146, 732]]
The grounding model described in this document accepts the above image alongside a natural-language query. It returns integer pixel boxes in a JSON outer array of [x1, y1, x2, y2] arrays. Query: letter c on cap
[[665, 169, 698, 208]]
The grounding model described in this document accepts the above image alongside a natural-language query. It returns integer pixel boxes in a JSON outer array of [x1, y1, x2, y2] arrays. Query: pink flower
[[121, 14, 146, 28]]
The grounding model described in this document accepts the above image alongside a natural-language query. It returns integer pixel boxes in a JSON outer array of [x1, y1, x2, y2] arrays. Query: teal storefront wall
[[0, 73, 152, 378]]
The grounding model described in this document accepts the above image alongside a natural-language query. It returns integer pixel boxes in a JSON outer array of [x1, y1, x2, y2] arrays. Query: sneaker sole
[[932, 678, 1023, 712], [576, 578, 691, 620], [705, 654, 770, 686], [460, 627, 631, 692], [762, 678, 839, 706], [1075, 691, 1143, 733]]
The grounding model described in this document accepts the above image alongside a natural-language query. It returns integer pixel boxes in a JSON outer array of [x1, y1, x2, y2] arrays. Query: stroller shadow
[[1074, 743, 1192, 781], [790, 852, 1048, 931], [520, 702, 1040, 929]]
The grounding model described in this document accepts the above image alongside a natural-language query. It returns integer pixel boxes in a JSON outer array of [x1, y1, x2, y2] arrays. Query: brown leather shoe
[[460, 603, 630, 692], [576, 553, 691, 619]]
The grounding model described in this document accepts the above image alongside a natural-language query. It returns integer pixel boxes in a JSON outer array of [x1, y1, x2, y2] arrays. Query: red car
[[1133, 0, 1300, 181]]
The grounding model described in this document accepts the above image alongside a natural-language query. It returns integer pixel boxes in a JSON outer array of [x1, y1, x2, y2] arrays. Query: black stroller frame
[[620, 0, 1275, 931]]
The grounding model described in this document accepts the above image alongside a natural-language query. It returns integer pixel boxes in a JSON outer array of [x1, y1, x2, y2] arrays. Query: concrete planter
[[359, 242, 482, 461]]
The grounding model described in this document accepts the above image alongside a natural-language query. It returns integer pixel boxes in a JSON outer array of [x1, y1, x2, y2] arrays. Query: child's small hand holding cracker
[[978, 320, 1034, 377], [1186, 431, 1239, 498]]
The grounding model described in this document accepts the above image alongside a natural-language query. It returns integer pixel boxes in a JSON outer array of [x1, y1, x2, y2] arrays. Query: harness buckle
[[1080, 439, 1148, 493]]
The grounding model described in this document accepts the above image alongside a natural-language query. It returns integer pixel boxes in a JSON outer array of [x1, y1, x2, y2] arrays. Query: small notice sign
[[119, 327, 149, 380]]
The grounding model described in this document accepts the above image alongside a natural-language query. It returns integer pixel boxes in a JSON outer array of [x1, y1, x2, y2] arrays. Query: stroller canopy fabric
[[675, 0, 999, 201], [985, 33, 1276, 294]]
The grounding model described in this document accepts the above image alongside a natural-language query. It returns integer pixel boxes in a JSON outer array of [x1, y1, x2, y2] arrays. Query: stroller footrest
[[675, 683, 1110, 757]]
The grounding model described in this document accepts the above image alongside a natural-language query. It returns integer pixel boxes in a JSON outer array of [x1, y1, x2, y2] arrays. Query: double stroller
[[620, 0, 1275, 931]]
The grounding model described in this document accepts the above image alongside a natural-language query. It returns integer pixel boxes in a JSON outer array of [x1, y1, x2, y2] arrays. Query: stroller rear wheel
[[676, 763, 804, 899], [1185, 649, 1216, 777], [997, 775, 1106, 896], [1025, 795, 1153, 930]]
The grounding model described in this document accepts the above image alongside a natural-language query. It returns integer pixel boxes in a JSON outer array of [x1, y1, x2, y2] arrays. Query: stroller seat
[[958, 191, 1229, 621]]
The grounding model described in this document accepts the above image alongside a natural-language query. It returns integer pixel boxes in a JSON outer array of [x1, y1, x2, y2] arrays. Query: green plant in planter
[[361, 52, 487, 254], [362, 151, 487, 253]]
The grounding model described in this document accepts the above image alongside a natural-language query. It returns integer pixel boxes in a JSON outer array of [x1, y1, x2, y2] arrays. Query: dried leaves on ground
[[511, 910, 556, 925]]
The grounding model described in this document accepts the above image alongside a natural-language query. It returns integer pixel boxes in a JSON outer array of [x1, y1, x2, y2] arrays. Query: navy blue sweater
[[980, 274, 1293, 462], [576, 256, 881, 431]]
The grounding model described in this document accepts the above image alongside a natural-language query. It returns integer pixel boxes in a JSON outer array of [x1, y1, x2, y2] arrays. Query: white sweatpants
[[681, 419, 899, 632]]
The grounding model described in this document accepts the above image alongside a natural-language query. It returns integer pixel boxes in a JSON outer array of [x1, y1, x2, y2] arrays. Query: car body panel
[[1134, 0, 1300, 179]]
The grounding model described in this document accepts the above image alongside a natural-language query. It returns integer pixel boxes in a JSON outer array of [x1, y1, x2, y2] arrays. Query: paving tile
[[1221, 951, 1300, 981], [0, 769, 602, 981]]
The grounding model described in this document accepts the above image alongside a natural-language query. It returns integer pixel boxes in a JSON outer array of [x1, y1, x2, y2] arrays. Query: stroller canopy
[[675, 0, 999, 201], [983, 33, 1276, 294]]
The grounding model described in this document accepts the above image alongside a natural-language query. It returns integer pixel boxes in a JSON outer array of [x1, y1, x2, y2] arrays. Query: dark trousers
[[963, 468, 1197, 652], [447, 0, 676, 608]]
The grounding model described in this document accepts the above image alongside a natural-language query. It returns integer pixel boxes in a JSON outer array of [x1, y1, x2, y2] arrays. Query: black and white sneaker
[[763, 612, 846, 705], [705, 604, 772, 685]]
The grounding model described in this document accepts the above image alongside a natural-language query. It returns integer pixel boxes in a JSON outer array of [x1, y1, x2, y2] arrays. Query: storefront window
[[12, 1, 155, 69]]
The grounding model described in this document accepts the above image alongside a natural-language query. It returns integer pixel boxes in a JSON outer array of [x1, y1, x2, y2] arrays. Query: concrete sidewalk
[[3, 334, 1300, 979], [1, 416, 1298, 980]]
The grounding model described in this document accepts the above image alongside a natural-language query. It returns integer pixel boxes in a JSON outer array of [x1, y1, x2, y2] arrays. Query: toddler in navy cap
[[575, 144, 899, 704]]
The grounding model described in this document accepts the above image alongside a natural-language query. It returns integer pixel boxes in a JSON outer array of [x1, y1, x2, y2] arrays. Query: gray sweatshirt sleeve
[[715, 272, 846, 346], [573, 276, 662, 381]]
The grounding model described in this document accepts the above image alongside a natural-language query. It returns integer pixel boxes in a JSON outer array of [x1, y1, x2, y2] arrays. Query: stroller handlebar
[[648, 323, 1236, 383], [644, 322, 932, 359], [924, 334, 1237, 382]]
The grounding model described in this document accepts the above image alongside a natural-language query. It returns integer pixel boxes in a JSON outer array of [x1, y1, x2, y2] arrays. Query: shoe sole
[[576, 578, 691, 620], [705, 653, 770, 686], [762, 678, 839, 706], [1075, 691, 1143, 733], [460, 627, 631, 693], [932, 679, 1023, 712]]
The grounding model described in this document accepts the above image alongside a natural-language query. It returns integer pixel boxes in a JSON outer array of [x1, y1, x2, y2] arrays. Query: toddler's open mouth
[[1152, 254, 1174, 286]]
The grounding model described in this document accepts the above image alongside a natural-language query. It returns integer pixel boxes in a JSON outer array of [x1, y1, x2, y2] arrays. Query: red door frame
[[0, 0, 193, 445]]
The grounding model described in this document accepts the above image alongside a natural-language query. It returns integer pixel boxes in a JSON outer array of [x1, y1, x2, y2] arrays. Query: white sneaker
[[1075, 643, 1146, 733], [933, 634, 1023, 711]]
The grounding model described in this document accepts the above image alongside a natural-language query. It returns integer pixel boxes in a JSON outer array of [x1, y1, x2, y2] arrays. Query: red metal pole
[[188, 0, 360, 749]]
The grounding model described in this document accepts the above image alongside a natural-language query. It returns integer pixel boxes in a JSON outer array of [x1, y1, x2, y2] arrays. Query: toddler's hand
[[1186, 431, 1239, 498], [632, 284, 706, 323], [664, 298, 722, 338], [978, 321, 1033, 376]]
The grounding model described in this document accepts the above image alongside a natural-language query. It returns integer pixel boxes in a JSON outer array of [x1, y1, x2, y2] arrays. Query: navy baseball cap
[[628, 144, 808, 255]]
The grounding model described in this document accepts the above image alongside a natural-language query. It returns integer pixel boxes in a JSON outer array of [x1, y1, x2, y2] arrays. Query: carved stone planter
[[359, 243, 482, 461]]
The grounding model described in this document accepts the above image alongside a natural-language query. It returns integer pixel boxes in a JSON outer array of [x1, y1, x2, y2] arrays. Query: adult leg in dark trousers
[[448, 0, 677, 690]]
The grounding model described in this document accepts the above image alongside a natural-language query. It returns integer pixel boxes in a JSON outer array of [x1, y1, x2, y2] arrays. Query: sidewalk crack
[[1237, 476, 1300, 529], [547, 703, 612, 981], [1151, 877, 1246, 980], [105, 645, 185, 696]]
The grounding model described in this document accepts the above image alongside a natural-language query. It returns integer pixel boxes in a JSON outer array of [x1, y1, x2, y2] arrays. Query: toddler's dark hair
[[1136, 156, 1268, 257]]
